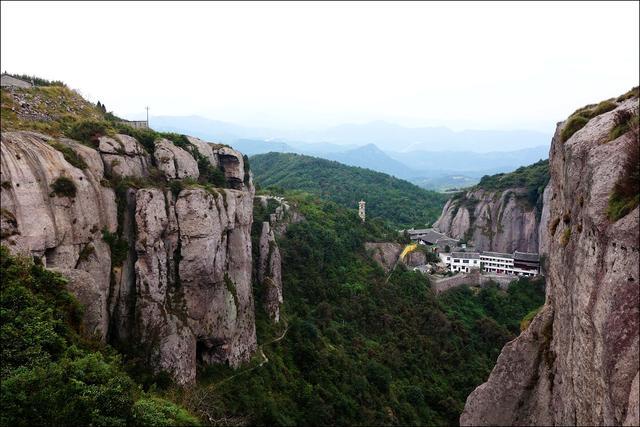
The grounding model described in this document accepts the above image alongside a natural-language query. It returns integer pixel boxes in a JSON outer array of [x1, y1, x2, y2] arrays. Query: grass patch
[[520, 306, 542, 332], [616, 86, 639, 102], [65, 119, 112, 145], [591, 100, 617, 117], [49, 141, 87, 169], [50, 176, 76, 198], [607, 135, 639, 221], [609, 108, 639, 142], [561, 115, 590, 143]]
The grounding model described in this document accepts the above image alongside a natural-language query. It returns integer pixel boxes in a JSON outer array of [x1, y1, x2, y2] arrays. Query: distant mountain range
[[151, 115, 551, 190]]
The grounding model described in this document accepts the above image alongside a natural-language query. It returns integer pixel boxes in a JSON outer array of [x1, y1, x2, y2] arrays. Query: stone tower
[[358, 200, 366, 222]]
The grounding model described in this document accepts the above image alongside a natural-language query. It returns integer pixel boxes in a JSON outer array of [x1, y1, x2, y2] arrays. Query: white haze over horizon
[[1, 1, 639, 141]]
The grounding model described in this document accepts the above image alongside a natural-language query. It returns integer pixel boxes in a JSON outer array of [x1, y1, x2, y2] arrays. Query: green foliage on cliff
[[476, 159, 549, 194], [607, 129, 639, 221], [173, 193, 545, 426], [475, 159, 550, 214], [0, 246, 199, 426], [250, 152, 448, 229], [50, 176, 77, 198]]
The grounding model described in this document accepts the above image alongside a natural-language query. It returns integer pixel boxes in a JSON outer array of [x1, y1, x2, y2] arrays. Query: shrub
[[520, 306, 542, 332], [49, 141, 87, 169], [609, 108, 638, 141], [51, 176, 77, 198], [131, 397, 200, 426], [65, 119, 111, 145], [561, 116, 589, 143], [102, 228, 129, 266], [616, 86, 639, 102], [607, 135, 640, 221], [591, 100, 617, 117]]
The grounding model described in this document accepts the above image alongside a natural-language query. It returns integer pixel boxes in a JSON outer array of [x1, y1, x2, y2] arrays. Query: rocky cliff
[[253, 195, 302, 323], [460, 92, 639, 425], [433, 159, 549, 253], [0, 129, 262, 385]]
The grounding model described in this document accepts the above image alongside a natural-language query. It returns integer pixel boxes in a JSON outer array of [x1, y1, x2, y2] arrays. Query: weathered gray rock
[[130, 186, 257, 384], [537, 185, 552, 257], [0, 131, 117, 341], [258, 221, 283, 322], [461, 97, 639, 426], [187, 136, 219, 168], [98, 134, 151, 178], [365, 242, 403, 272], [1, 129, 262, 385], [214, 146, 246, 190], [154, 138, 199, 180], [51, 267, 108, 340], [433, 188, 540, 253]]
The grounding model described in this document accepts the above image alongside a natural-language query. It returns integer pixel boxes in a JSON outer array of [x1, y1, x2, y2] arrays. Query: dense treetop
[[250, 152, 448, 229]]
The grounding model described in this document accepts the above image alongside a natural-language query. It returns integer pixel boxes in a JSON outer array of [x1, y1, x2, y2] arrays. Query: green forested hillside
[[164, 192, 545, 426], [474, 159, 550, 208], [0, 246, 199, 426], [250, 152, 448, 229]]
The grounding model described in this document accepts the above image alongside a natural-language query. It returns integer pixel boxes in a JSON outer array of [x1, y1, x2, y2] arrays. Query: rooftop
[[514, 251, 541, 262], [408, 228, 459, 244], [481, 251, 513, 259], [451, 252, 480, 259]]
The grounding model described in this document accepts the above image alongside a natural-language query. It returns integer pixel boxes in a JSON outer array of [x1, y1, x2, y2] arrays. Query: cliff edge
[[460, 90, 639, 425]]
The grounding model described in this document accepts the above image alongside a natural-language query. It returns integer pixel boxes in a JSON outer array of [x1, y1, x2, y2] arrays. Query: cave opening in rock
[[196, 336, 228, 366]]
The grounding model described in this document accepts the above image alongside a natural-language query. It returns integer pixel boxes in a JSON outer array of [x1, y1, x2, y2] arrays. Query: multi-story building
[[439, 250, 540, 277], [440, 251, 481, 273]]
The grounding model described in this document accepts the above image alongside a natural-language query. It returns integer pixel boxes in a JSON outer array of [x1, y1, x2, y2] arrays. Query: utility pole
[[145, 106, 149, 128]]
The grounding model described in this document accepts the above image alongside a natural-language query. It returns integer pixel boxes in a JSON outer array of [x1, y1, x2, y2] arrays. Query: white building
[[480, 251, 539, 277], [440, 251, 481, 273], [439, 250, 540, 277]]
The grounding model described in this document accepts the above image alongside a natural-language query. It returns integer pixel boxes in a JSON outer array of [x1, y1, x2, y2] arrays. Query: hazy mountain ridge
[[152, 115, 551, 190]]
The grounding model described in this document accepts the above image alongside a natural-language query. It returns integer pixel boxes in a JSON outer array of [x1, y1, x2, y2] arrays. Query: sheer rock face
[[1, 130, 259, 384], [433, 188, 540, 253], [364, 242, 403, 272], [461, 97, 639, 426], [258, 222, 283, 322], [98, 134, 151, 178], [154, 138, 199, 180], [0, 131, 117, 340]]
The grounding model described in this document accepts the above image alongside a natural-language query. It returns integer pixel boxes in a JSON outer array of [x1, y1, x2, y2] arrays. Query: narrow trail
[[208, 319, 289, 389]]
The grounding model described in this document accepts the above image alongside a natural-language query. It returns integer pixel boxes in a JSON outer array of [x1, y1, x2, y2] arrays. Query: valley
[[0, 75, 637, 426]]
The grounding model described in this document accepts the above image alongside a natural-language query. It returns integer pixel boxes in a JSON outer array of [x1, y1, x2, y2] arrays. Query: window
[[463, 260, 469, 264]]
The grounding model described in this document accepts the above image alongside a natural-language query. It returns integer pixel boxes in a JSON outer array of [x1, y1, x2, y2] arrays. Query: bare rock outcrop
[[365, 242, 403, 272], [1, 131, 117, 340], [433, 187, 541, 253], [1, 129, 260, 385], [258, 221, 283, 322], [214, 146, 246, 190], [98, 134, 151, 178], [461, 96, 639, 426], [187, 136, 219, 168], [154, 138, 199, 180]]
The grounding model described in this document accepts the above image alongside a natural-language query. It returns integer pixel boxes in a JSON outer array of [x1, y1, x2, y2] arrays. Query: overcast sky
[[1, 1, 638, 133]]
